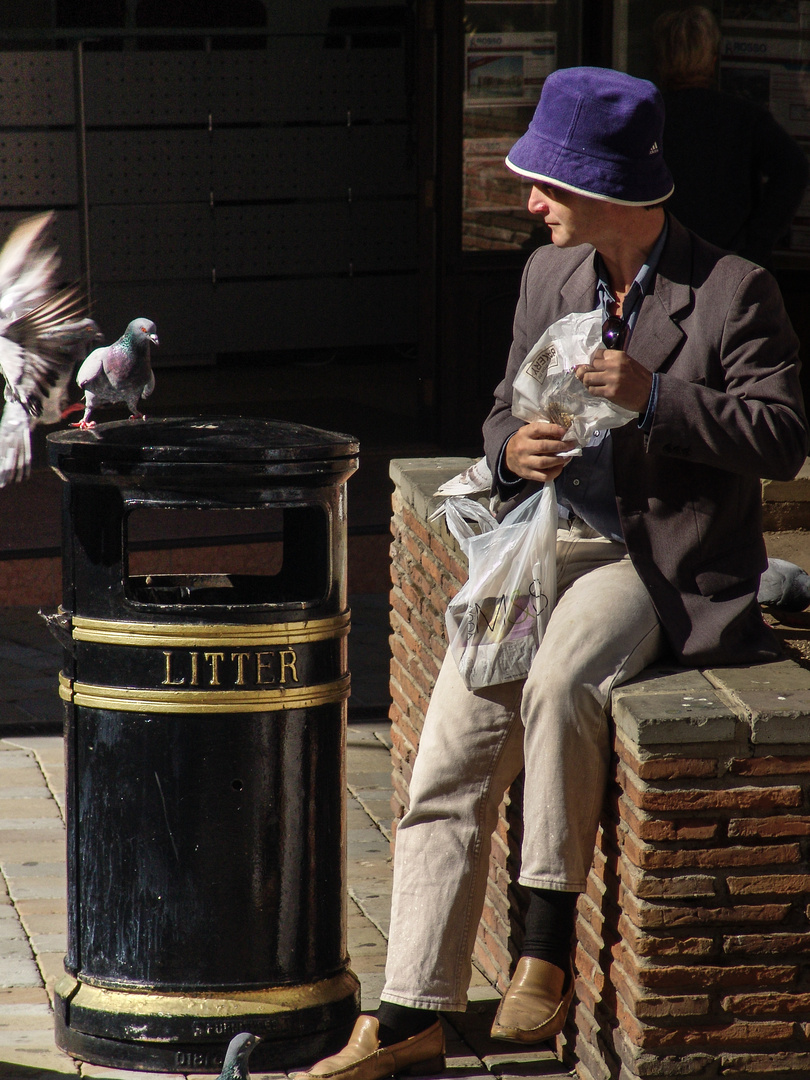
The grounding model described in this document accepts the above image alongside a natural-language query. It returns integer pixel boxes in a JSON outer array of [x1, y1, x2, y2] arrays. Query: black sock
[[522, 887, 578, 990], [376, 1001, 438, 1045]]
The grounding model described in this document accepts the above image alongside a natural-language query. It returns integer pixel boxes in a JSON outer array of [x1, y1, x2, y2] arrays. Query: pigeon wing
[[1, 286, 85, 417], [0, 212, 59, 322], [0, 335, 26, 403], [142, 368, 156, 399], [36, 319, 103, 424], [76, 347, 106, 390], [0, 398, 33, 487]]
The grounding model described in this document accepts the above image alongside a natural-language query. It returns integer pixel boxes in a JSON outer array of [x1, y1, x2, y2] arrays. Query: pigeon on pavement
[[758, 557, 810, 612], [74, 317, 158, 428], [0, 212, 92, 486], [217, 1032, 261, 1080]]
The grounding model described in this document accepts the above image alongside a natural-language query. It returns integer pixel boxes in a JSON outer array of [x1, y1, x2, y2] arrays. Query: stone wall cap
[[611, 684, 741, 747], [390, 457, 478, 532], [705, 660, 810, 744], [762, 457, 810, 502]]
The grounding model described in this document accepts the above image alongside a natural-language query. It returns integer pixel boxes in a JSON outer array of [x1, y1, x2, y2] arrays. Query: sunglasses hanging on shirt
[[601, 315, 627, 350]]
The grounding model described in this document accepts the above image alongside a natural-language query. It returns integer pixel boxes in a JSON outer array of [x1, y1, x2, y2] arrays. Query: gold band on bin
[[69, 610, 350, 648], [56, 969, 359, 1019], [58, 672, 350, 714]]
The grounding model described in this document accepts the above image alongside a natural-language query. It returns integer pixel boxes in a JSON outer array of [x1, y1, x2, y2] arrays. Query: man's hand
[[505, 421, 572, 482], [575, 348, 653, 412]]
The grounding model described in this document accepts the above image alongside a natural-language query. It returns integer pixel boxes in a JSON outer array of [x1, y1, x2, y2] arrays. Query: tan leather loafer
[[292, 1015, 445, 1080], [490, 957, 574, 1044]]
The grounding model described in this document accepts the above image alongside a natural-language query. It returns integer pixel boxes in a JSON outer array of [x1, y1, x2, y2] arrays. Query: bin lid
[[47, 417, 359, 466]]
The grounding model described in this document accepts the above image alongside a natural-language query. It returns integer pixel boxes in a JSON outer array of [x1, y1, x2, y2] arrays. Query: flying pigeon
[[0, 318, 103, 486], [758, 557, 810, 612], [74, 317, 158, 428], [217, 1032, 261, 1080], [0, 212, 93, 486]]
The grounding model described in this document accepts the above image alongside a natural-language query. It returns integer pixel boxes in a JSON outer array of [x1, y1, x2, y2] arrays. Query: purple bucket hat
[[506, 67, 674, 206]]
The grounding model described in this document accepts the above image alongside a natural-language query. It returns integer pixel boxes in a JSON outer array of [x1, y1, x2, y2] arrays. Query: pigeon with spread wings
[[0, 213, 95, 487], [0, 318, 104, 485]]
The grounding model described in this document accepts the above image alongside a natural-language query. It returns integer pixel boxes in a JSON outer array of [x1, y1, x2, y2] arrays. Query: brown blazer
[[483, 214, 808, 666]]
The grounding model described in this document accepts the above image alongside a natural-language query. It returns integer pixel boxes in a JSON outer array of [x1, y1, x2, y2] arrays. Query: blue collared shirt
[[551, 220, 669, 542]]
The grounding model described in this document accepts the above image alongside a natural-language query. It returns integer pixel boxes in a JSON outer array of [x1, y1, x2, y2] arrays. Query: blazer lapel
[[629, 216, 693, 374], [560, 250, 599, 313], [628, 287, 687, 374]]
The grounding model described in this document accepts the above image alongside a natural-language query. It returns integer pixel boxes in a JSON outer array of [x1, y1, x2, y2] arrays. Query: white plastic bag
[[442, 483, 557, 689], [511, 308, 638, 448], [434, 456, 493, 497]]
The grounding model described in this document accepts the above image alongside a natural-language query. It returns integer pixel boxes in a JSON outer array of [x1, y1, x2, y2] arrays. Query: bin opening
[[124, 505, 330, 606]]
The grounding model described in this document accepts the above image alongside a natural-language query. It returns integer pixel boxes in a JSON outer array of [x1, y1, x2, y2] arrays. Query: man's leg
[[294, 656, 527, 1079], [383, 522, 663, 1014], [519, 523, 664, 889], [491, 520, 664, 1043], [382, 653, 526, 1009]]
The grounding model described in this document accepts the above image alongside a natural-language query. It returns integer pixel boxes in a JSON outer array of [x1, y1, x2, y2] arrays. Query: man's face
[[527, 182, 611, 249]]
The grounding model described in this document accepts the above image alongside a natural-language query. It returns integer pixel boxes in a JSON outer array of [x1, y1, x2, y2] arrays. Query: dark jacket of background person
[[662, 85, 809, 267], [653, 5, 808, 269], [483, 214, 808, 666]]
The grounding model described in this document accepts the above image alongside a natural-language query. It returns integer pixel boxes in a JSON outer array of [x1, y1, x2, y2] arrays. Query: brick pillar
[[572, 662, 810, 1080]]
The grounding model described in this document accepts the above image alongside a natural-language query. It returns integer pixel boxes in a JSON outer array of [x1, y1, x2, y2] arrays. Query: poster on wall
[[461, 0, 561, 250], [722, 1, 810, 30], [721, 40, 810, 138], [722, 34, 810, 65], [463, 136, 526, 211], [465, 31, 557, 106]]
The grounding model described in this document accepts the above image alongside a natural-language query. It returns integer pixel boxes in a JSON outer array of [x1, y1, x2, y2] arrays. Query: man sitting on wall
[[296, 66, 808, 1080]]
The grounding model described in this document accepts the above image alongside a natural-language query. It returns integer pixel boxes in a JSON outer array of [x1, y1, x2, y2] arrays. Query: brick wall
[[389, 457, 810, 1080], [576, 665, 810, 1080], [762, 460, 810, 530]]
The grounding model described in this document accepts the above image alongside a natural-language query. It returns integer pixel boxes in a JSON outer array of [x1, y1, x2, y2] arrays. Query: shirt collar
[[595, 218, 669, 330]]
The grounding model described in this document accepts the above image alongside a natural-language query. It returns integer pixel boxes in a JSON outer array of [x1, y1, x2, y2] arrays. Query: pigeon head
[[83, 321, 106, 345], [126, 318, 159, 348], [219, 1032, 261, 1080]]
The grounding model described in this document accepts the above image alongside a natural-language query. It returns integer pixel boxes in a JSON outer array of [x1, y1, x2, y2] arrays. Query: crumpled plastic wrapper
[[511, 308, 638, 450]]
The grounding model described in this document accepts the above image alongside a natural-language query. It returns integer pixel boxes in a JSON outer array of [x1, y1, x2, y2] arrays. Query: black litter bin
[[46, 417, 361, 1074]]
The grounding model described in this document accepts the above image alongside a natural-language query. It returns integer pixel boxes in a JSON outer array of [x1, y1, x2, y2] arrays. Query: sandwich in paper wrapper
[[511, 308, 638, 452]]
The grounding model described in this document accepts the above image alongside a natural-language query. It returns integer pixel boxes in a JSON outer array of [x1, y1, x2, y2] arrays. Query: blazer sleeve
[[482, 248, 539, 489], [646, 264, 808, 481]]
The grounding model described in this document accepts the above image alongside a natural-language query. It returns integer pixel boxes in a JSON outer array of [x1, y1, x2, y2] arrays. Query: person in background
[[653, 4, 808, 268]]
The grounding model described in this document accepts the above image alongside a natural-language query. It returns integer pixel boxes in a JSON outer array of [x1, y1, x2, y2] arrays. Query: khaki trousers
[[381, 518, 664, 1011]]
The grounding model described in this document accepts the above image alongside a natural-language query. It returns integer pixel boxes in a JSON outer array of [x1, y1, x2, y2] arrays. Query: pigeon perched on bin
[[0, 212, 95, 486], [74, 317, 158, 428], [216, 1032, 261, 1080], [758, 557, 810, 612]]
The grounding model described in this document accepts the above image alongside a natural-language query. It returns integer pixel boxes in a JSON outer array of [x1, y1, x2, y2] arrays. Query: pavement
[[0, 601, 571, 1080]]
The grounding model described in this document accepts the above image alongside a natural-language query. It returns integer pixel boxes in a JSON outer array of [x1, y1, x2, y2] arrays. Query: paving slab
[[0, 1048, 78, 1075], [80, 1068, 183, 1080], [13, 898, 68, 919]]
